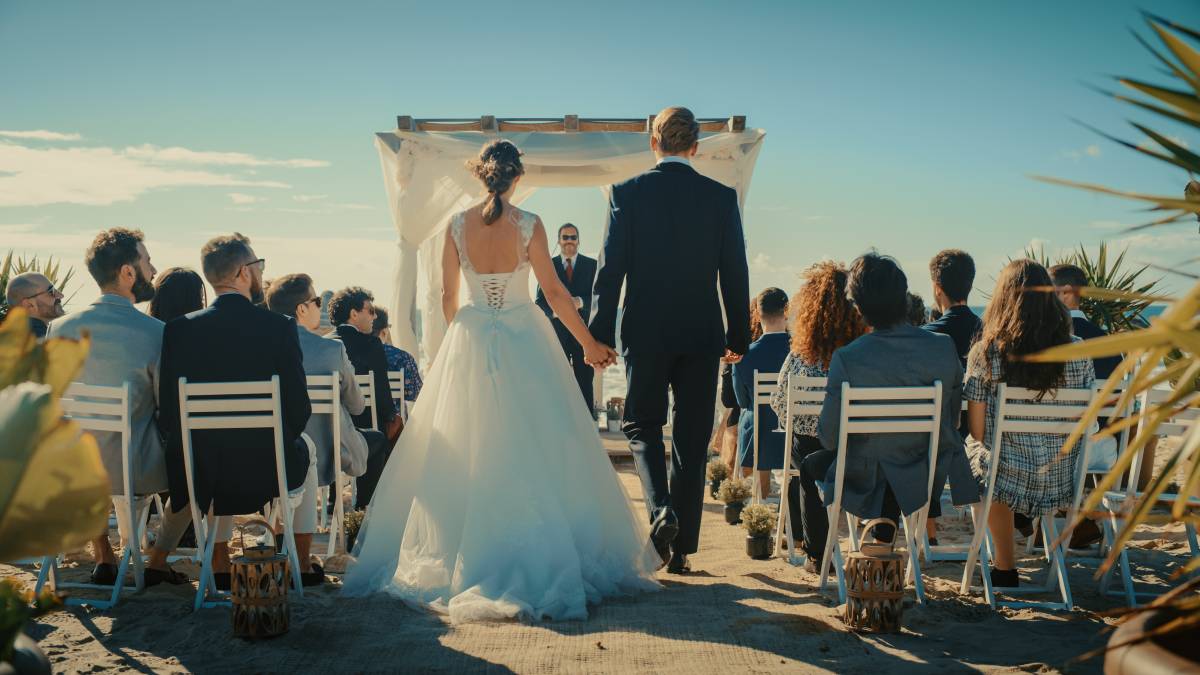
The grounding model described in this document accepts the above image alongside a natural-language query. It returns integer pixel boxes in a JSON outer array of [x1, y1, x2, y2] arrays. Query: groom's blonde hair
[[653, 107, 699, 154]]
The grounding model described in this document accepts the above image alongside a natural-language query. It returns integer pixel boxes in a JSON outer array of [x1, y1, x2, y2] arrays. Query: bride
[[342, 139, 660, 622]]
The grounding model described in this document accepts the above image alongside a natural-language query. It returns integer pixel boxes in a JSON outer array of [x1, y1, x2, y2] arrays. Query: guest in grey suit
[[806, 252, 978, 543], [266, 274, 389, 509], [48, 228, 190, 586]]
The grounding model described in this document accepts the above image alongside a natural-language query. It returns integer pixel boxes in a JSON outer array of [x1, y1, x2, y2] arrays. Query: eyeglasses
[[560, 235, 578, 242], [24, 284, 58, 301], [242, 258, 266, 273], [304, 296, 322, 309]]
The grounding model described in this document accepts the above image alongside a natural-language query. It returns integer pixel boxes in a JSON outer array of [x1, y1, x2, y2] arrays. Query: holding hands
[[584, 340, 619, 369]]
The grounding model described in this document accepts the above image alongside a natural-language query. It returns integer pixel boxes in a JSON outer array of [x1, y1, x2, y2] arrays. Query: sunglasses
[[25, 284, 59, 301], [304, 296, 322, 309], [560, 234, 578, 242], [242, 258, 266, 273]]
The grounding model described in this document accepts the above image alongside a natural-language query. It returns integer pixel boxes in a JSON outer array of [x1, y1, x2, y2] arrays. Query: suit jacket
[[1071, 311, 1121, 380], [535, 254, 597, 349], [329, 324, 396, 429], [817, 324, 978, 518], [48, 294, 167, 495], [922, 305, 981, 368], [732, 332, 791, 469], [158, 293, 311, 516], [296, 326, 368, 486], [590, 161, 751, 356]]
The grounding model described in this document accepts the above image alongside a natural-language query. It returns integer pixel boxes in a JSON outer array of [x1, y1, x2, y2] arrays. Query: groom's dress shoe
[[650, 508, 679, 565], [666, 552, 691, 574]]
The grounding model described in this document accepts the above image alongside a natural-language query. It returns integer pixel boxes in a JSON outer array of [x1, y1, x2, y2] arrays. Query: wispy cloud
[[293, 194, 328, 202], [0, 129, 83, 141], [0, 140, 304, 207], [123, 144, 329, 168], [228, 193, 262, 205], [1060, 144, 1102, 161]]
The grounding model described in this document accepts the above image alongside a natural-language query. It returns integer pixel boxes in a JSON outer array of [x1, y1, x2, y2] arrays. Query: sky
[[2, 0, 1198, 318]]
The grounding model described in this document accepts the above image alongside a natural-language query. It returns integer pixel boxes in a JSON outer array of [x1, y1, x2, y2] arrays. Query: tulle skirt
[[341, 302, 660, 622]]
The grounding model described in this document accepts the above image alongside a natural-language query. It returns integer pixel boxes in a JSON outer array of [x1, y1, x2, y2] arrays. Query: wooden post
[[728, 116, 746, 132], [645, 115, 656, 134], [564, 115, 579, 132], [481, 115, 497, 133], [396, 116, 415, 131]]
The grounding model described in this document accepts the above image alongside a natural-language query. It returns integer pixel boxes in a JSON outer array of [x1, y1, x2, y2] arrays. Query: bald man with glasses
[[5, 272, 66, 338]]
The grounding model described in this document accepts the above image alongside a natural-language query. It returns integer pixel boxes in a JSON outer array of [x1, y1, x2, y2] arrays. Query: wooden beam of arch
[[396, 116, 746, 133]]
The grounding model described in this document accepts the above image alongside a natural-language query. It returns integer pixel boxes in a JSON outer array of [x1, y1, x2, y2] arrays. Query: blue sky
[[2, 0, 1198, 311]]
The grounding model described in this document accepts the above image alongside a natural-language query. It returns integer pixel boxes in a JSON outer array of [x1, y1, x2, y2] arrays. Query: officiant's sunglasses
[[560, 234, 578, 241]]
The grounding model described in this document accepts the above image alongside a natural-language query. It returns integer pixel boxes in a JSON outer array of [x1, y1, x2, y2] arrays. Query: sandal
[[144, 567, 189, 587], [301, 562, 325, 587]]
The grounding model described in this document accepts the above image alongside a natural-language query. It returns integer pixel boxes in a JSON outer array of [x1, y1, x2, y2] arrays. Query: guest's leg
[[286, 447, 319, 572], [211, 517, 235, 573], [667, 353, 720, 555], [926, 473, 945, 541], [871, 482, 902, 543], [354, 429, 391, 510], [623, 354, 672, 522], [791, 436, 827, 555], [147, 501, 193, 570], [988, 502, 1017, 570]]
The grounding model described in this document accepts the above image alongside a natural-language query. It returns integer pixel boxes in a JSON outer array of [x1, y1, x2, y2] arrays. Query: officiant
[[536, 223, 598, 416]]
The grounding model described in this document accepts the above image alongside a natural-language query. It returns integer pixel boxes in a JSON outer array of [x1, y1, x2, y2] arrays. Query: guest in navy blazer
[[733, 288, 791, 498], [536, 223, 599, 415], [922, 249, 981, 368], [1051, 264, 1122, 380]]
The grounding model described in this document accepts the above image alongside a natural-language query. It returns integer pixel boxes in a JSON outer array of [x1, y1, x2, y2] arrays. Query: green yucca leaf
[[1150, 19, 1200, 90], [1120, 78, 1200, 120]]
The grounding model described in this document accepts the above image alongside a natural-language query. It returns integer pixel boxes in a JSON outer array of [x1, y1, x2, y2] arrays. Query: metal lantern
[[231, 519, 290, 639], [842, 518, 905, 633]]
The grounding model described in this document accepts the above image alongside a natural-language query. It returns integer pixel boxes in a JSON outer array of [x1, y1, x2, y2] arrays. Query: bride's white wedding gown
[[342, 208, 660, 622]]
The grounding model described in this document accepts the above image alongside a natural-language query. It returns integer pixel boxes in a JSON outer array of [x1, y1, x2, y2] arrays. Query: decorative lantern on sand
[[842, 518, 904, 633], [231, 519, 290, 639]]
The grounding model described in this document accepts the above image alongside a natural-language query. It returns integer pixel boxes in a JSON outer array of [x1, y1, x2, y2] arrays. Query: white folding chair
[[774, 374, 827, 563], [750, 370, 780, 504], [178, 375, 304, 609], [307, 373, 347, 558], [355, 372, 379, 431], [959, 384, 1095, 611], [387, 369, 408, 422], [36, 382, 145, 608], [1099, 388, 1200, 605], [816, 381, 944, 606]]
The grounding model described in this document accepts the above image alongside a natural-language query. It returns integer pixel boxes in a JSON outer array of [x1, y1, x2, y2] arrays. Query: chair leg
[[902, 511, 927, 605], [194, 510, 220, 610], [1043, 516, 1074, 610], [818, 504, 841, 593]]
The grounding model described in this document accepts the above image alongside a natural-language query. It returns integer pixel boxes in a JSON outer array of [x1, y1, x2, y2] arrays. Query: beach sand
[[3, 447, 1191, 674]]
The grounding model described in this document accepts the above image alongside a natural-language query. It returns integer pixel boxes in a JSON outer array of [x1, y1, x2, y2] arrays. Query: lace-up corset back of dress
[[450, 209, 536, 311]]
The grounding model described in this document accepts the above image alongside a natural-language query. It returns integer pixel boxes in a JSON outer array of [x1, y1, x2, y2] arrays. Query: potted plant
[[717, 478, 751, 524], [0, 308, 112, 675], [740, 503, 776, 559], [1033, 14, 1200, 670], [706, 459, 730, 498], [604, 398, 624, 433]]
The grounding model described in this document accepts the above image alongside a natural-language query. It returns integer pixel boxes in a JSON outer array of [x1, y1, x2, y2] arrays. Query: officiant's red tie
[[565, 259, 574, 283]]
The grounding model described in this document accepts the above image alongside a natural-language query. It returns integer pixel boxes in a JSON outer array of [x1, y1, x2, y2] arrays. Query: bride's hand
[[584, 340, 618, 369]]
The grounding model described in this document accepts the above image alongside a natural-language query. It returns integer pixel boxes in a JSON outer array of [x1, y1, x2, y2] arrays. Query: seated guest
[[266, 274, 390, 512], [149, 267, 207, 323], [921, 249, 982, 542], [806, 252, 977, 545], [5, 272, 65, 338], [158, 233, 322, 588], [964, 259, 1095, 588], [769, 262, 867, 567], [906, 292, 928, 326], [923, 249, 981, 367], [733, 288, 791, 498], [48, 228, 190, 586], [327, 287, 401, 448], [370, 308, 423, 407], [1050, 264, 1121, 381]]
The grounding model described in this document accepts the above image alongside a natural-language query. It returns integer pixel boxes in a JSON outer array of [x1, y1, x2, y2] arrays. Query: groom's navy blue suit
[[590, 159, 751, 555]]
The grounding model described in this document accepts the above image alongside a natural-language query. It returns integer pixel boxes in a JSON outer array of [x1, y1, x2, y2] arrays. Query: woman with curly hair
[[768, 261, 866, 565], [964, 259, 1094, 589]]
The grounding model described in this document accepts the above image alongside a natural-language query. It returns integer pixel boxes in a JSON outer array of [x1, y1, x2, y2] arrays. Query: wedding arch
[[374, 115, 766, 360]]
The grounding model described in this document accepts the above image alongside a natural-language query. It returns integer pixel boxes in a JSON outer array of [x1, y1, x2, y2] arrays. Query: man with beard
[[158, 233, 318, 590], [49, 228, 192, 586], [5, 271, 66, 338]]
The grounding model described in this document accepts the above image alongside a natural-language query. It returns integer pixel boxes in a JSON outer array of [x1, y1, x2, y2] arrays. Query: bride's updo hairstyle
[[469, 139, 525, 225]]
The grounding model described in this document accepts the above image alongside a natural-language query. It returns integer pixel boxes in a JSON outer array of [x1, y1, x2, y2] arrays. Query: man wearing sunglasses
[[5, 272, 66, 338], [534, 223, 599, 416]]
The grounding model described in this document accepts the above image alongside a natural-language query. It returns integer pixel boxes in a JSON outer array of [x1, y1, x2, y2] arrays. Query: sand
[[3, 450, 1191, 674]]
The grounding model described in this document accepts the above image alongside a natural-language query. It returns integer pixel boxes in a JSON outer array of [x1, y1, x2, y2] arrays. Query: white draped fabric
[[374, 128, 766, 360]]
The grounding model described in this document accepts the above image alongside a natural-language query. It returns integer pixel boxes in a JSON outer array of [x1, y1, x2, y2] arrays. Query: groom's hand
[[587, 343, 618, 369], [721, 348, 743, 364]]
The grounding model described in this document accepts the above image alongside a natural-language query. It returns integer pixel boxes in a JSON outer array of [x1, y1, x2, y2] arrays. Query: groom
[[590, 106, 751, 573]]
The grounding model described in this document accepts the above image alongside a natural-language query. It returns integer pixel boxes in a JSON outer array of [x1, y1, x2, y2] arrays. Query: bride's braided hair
[[469, 140, 525, 225]]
